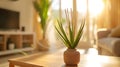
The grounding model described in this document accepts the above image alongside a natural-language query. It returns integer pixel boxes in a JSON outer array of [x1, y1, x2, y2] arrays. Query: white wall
[[0, 0, 34, 32]]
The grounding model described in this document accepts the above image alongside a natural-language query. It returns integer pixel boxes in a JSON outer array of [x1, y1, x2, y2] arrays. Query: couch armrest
[[113, 40, 120, 56], [97, 29, 111, 39]]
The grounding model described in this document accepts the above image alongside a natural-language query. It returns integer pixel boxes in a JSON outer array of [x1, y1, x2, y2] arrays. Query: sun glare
[[88, 0, 104, 17], [61, 0, 72, 10], [77, 0, 87, 15], [77, 0, 104, 17], [52, 0, 104, 17]]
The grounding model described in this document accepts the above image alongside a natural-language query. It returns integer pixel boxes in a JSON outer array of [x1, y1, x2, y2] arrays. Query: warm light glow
[[77, 0, 87, 15], [88, 0, 104, 17], [83, 55, 111, 67], [87, 48, 98, 55], [77, 0, 104, 17], [52, 0, 104, 17], [61, 0, 72, 10], [37, 16, 41, 23], [52, 0, 73, 10]]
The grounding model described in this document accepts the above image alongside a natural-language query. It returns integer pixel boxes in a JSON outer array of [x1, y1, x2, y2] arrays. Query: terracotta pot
[[64, 48, 80, 65]]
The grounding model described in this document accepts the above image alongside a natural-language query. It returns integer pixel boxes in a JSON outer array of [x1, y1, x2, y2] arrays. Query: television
[[0, 8, 20, 30]]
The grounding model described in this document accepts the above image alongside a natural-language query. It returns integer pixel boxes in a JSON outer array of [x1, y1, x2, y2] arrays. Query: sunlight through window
[[61, 0, 73, 10], [52, 0, 105, 42], [52, 0, 104, 17], [77, 0, 104, 17], [88, 0, 104, 17], [77, 0, 87, 16]]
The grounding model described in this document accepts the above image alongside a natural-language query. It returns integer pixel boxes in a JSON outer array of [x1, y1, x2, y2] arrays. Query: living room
[[0, 0, 120, 67]]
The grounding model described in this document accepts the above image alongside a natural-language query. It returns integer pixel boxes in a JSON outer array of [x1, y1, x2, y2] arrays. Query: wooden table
[[8, 49, 120, 67]]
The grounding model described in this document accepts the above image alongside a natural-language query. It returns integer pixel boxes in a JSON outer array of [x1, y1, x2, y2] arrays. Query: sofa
[[97, 26, 120, 57]]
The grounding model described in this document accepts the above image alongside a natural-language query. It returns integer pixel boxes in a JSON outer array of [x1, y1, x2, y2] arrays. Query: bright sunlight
[[88, 0, 104, 17], [52, 0, 105, 17], [77, 0, 104, 17]]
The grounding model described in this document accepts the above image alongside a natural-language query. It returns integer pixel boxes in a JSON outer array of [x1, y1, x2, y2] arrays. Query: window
[[52, 0, 105, 44]]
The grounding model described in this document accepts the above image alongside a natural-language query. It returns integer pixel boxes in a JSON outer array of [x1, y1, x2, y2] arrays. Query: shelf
[[0, 32, 35, 56], [0, 47, 34, 56], [0, 35, 5, 43], [22, 40, 32, 43], [0, 44, 6, 51]]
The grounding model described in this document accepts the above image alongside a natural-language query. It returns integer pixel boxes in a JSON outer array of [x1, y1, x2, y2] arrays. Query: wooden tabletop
[[8, 49, 120, 67]]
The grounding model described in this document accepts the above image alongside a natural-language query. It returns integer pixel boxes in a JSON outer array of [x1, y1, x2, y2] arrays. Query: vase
[[64, 48, 80, 66]]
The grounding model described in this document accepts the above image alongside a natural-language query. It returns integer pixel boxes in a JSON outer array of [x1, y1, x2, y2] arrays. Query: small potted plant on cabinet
[[55, 10, 85, 65]]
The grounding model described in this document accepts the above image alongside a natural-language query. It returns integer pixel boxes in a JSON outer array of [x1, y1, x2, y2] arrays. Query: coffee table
[[8, 49, 120, 67]]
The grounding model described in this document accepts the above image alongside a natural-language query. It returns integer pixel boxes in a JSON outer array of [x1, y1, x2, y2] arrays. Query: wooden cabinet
[[0, 32, 35, 56]]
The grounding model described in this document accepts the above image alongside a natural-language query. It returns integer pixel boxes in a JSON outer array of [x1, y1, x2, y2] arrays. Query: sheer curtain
[[52, 0, 92, 44], [96, 0, 120, 29], [109, 0, 120, 28], [51, 0, 109, 46]]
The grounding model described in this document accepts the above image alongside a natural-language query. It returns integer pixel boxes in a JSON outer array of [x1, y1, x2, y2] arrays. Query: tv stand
[[0, 31, 35, 56]]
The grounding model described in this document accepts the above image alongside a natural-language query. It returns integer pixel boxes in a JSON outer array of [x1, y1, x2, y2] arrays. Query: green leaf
[[68, 21, 74, 47], [54, 10, 85, 49], [55, 26, 70, 48], [73, 19, 85, 48], [57, 20, 72, 48]]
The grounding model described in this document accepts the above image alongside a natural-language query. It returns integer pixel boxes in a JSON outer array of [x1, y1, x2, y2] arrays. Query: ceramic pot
[[64, 48, 80, 65]]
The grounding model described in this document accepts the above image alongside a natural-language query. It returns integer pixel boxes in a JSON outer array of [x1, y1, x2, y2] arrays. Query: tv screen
[[0, 8, 19, 30]]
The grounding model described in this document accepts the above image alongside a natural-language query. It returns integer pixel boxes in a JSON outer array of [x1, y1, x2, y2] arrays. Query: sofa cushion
[[98, 37, 120, 49], [98, 37, 120, 56], [109, 26, 120, 37]]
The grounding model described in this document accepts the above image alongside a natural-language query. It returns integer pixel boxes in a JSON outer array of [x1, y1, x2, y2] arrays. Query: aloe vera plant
[[55, 10, 85, 49]]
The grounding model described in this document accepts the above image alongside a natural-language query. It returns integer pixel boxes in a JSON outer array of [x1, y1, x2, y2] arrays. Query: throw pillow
[[109, 26, 120, 37]]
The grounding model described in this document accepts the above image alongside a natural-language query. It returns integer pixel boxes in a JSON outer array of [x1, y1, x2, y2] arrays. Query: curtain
[[97, 0, 120, 29], [109, 0, 120, 28]]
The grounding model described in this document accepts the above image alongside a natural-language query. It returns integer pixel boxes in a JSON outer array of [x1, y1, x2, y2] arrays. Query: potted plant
[[55, 10, 85, 65], [33, 0, 52, 50]]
